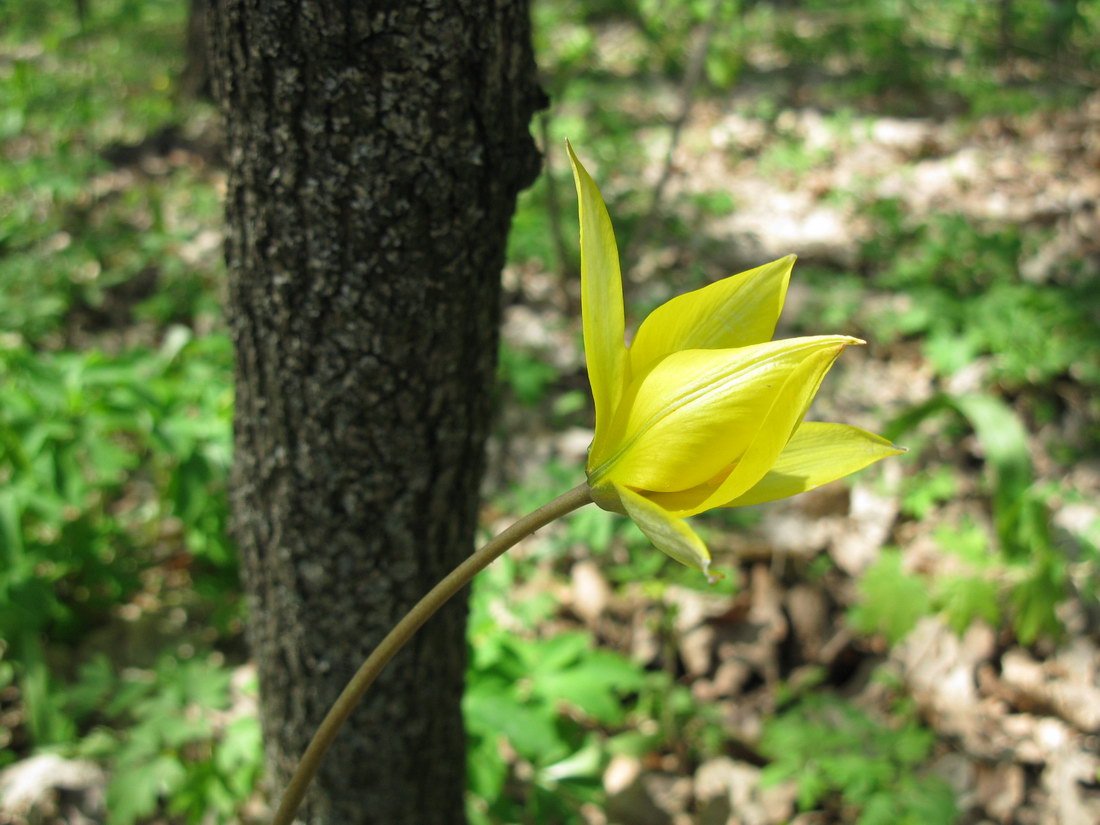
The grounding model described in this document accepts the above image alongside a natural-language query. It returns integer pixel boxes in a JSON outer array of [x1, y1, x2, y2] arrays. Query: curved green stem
[[271, 482, 594, 825]]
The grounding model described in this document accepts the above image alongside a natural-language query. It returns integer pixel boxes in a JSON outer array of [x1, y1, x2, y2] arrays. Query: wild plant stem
[[270, 481, 594, 825]]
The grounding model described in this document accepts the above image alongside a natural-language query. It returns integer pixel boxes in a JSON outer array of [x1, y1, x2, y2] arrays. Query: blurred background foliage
[[1, 0, 1098, 823]]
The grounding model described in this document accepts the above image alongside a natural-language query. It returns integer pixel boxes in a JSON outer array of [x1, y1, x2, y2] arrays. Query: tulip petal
[[721, 423, 905, 507], [629, 255, 795, 378], [646, 341, 857, 516], [614, 482, 711, 575], [567, 141, 626, 447], [589, 335, 859, 492]]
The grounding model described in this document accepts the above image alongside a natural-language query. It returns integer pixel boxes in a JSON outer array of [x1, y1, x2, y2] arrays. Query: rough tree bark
[[207, 3, 543, 822]]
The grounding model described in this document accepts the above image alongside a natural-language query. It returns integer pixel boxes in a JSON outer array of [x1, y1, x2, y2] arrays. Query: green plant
[[0, 12, 255, 824], [848, 549, 933, 643], [71, 654, 262, 825], [933, 520, 1004, 634], [859, 202, 1100, 388], [465, 541, 730, 825], [900, 466, 958, 520], [761, 693, 958, 825], [0, 330, 235, 745], [882, 392, 1067, 643], [465, 563, 647, 825]]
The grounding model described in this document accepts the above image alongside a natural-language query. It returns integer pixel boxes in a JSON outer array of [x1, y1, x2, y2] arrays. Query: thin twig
[[624, 0, 727, 274]]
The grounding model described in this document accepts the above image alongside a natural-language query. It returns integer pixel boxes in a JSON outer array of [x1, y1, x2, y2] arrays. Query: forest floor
[[3, 5, 1100, 825], [486, 76, 1100, 825]]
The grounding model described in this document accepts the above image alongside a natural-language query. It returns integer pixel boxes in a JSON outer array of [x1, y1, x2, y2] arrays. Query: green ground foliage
[[761, 688, 957, 825], [3, 0, 1098, 823]]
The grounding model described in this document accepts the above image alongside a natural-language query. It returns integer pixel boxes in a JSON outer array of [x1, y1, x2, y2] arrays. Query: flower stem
[[270, 482, 594, 825]]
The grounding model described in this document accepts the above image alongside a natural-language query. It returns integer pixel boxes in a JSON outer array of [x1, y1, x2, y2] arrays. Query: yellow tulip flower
[[567, 141, 903, 577]]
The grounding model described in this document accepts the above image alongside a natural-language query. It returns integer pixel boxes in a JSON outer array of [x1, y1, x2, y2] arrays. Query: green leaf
[[891, 724, 935, 767], [760, 693, 956, 823], [952, 394, 1037, 557], [1011, 559, 1064, 644], [63, 654, 117, 720], [531, 650, 645, 724], [900, 467, 957, 519], [214, 716, 263, 797], [938, 575, 1001, 634], [107, 754, 186, 825], [934, 519, 993, 568], [467, 731, 509, 801], [526, 631, 590, 673], [538, 735, 604, 784], [464, 683, 565, 763], [848, 550, 931, 643]]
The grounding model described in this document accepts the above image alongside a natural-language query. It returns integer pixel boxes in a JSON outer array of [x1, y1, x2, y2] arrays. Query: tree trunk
[[207, 3, 543, 823]]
